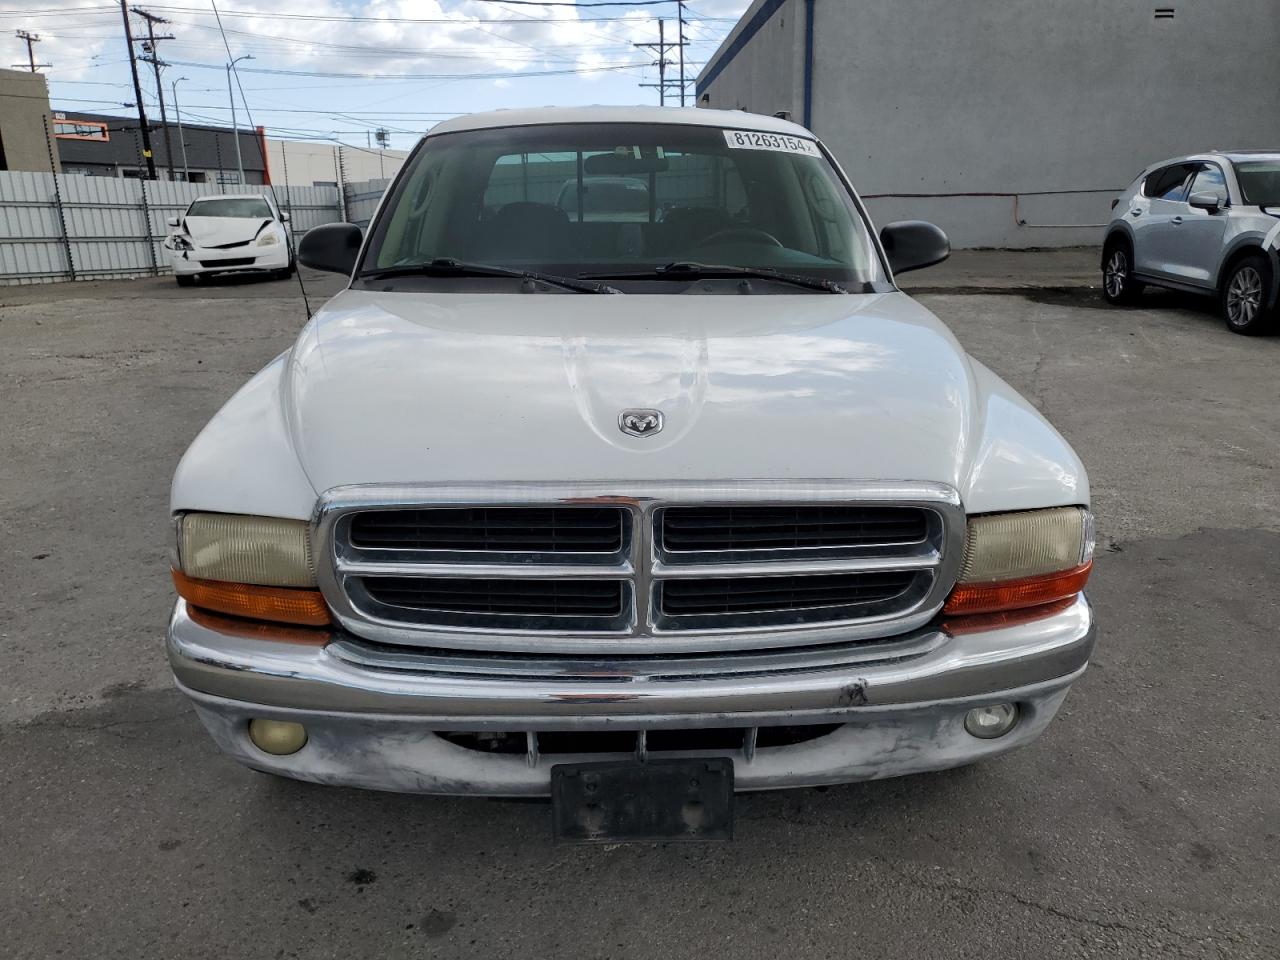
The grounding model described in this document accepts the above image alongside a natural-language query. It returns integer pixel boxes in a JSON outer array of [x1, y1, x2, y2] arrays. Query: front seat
[[480, 202, 574, 260]]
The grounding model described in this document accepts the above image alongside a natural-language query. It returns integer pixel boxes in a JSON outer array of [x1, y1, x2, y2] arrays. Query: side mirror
[[298, 222, 363, 275], [1188, 192, 1224, 212], [880, 220, 950, 274], [280, 211, 291, 223], [166, 216, 180, 227]]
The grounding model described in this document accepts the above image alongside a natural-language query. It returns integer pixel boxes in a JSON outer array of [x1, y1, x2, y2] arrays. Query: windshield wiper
[[362, 257, 620, 294], [581, 261, 849, 294]]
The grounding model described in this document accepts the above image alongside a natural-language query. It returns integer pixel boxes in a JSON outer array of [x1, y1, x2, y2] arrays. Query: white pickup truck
[[168, 107, 1094, 841]]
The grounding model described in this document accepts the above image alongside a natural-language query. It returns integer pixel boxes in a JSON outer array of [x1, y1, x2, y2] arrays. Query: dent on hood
[[961, 358, 1088, 513]]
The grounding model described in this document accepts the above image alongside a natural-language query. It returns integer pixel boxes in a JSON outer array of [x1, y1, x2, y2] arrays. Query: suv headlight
[[943, 506, 1093, 617], [172, 513, 329, 626], [171, 235, 193, 251], [256, 231, 280, 247]]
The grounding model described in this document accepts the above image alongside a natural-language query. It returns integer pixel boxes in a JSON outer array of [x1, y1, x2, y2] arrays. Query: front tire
[[1222, 255, 1273, 336], [1102, 242, 1143, 305], [175, 274, 195, 287]]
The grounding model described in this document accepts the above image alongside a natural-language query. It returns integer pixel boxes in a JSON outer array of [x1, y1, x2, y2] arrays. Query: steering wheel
[[694, 227, 784, 248]]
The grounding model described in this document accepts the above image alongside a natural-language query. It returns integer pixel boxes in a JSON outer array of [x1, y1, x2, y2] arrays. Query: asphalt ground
[[1, 262, 1277, 958]]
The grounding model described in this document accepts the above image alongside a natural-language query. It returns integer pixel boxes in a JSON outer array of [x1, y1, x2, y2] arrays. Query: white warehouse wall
[[698, 0, 1280, 248], [267, 139, 408, 189]]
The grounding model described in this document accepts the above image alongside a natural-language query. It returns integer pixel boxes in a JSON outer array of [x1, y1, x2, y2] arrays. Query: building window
[[53, 119, 110, 142]]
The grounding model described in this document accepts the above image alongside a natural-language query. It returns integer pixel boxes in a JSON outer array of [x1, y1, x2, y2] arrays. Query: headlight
[[172, 513, 329, 626], [176, 513, 314, 586], [171, 236, 193, 251], [256, 231, 280, 247], [944, 507, 1093, 617]]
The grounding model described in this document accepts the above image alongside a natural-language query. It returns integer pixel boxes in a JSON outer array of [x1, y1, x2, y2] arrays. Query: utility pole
[[226, 54, 253, 185], [171, 76, 190, 181], [134, 9, 175, 180], [119, 0, 156, 179], [677, 0, 687, 106], [636, 20, 677, 106], [14, 30, 50, 72]]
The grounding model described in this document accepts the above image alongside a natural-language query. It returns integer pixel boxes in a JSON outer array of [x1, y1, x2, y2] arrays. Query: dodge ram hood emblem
[[619, 408, 664, 438]]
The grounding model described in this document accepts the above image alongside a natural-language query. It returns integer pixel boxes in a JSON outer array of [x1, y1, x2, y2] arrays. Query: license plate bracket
[[551, 758, 734, 843]]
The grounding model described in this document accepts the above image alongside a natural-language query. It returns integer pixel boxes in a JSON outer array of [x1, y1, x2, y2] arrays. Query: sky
[[1, 0, 751, 152]]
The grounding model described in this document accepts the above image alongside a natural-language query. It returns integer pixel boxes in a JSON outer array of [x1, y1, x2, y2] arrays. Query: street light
[[226, 54, 253, 186], [171, 76, 190, 182]]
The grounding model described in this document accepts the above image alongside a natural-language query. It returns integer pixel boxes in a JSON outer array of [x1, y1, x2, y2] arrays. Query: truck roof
[[426, 105, 813, 139]]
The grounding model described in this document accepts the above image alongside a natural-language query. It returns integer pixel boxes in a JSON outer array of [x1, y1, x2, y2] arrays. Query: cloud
[[6, 0, 751, 83]]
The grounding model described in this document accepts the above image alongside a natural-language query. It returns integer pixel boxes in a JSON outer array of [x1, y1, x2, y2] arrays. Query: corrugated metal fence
[[0, 171, 392, 285], [344, 179, 390, 229]]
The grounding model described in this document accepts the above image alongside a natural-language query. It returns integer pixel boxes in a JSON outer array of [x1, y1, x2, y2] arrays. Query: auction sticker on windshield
[[722, 130, 820, 156]]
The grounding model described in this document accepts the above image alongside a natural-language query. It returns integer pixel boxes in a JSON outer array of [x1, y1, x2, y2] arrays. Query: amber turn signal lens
[[172, 569, 331, 626], [942, 561, 1092, 617]]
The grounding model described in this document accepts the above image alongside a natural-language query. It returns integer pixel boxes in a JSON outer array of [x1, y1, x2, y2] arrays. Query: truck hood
[[281, 288, 997, 493]]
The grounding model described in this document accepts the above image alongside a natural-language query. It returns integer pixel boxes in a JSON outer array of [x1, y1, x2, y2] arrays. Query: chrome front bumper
[[169, 596, 1095, 795]]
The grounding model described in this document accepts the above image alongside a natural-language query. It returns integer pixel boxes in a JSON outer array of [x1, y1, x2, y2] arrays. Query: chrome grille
[[316, 482, 965, 654]]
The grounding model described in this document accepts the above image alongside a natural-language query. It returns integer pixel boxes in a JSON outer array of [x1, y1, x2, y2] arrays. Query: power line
[[163, 57, 652, 80]]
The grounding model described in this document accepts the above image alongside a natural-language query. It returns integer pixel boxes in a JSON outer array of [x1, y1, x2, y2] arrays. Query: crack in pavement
[[884, 863, 1273, 950]]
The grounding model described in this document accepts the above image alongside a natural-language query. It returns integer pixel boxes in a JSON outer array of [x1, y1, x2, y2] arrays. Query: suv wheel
[[1102, 243, 1143, 305], [1222, 255, 1273, 335]]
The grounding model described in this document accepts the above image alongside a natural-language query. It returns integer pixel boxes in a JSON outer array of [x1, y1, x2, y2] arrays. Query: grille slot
[[362, 577, 626, 618], [659, 570, 917, 626], [659, 505, 929, 559], [438, 726, 841, 759], [199, 257, 254, 268], [350, 507, 626, 555], [345, 504, 624, 563]]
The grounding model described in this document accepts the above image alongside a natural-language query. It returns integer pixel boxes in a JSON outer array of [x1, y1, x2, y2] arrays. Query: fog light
[[248, 718, 308, 755], [964, 704, 1019, 739]]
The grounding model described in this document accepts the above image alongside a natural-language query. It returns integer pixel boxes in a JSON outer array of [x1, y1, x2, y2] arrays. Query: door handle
[[1171, 216, 1184, 225]]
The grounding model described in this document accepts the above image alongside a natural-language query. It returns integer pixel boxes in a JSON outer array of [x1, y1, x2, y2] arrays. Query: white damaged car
[[167, 107, 1095, 841], [164, 194, 294, 286]]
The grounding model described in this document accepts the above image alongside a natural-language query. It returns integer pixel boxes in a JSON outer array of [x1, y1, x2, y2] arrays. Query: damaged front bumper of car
[[165, 235, 289, 276]]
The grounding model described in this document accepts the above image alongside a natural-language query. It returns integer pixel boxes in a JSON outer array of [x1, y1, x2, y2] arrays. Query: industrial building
[[0, 67, 58, 173], [54, 111, 268, 184], [696, 0, 1280, 247], [51, 111, 407, 187]]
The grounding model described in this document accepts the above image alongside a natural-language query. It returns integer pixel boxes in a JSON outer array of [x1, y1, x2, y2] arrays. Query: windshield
[[361, 122, 882, 291], [187, 197, 273, 219], [1234, 161, 1280, 206]]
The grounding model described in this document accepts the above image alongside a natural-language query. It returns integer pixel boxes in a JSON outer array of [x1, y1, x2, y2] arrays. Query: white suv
[[1102, 151, 1280, 334]]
